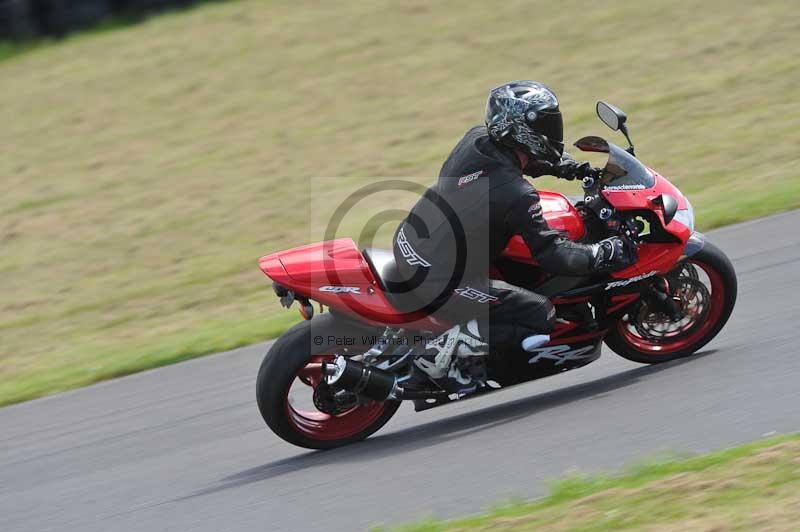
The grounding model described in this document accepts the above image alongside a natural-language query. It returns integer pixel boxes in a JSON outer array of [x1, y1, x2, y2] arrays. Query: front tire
[[256, 314, 401, 449], [605, 241, 737, 364]]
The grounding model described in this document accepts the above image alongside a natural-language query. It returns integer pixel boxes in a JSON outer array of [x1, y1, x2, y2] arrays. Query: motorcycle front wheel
[[605, 241, 737, 364]]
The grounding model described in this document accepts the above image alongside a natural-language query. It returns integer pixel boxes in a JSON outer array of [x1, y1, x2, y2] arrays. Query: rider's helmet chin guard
[[485, 80, 564, 165]]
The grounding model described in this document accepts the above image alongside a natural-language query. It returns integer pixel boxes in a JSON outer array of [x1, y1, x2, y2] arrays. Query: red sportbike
[[256, 102, 737, 449]]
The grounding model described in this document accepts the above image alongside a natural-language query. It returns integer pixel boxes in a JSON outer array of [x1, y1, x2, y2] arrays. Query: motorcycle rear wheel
[[605, 241, 737, 364], [256, 314, 401, 449]]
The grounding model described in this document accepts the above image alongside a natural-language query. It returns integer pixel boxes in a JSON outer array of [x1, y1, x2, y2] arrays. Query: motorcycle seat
[[362, 248, 407, 293], [362, 248, 422, 313]]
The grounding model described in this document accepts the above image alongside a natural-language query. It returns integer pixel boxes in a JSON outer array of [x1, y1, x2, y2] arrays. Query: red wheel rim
[[618, 260, 726, 355], [284, 352, 390, 441]]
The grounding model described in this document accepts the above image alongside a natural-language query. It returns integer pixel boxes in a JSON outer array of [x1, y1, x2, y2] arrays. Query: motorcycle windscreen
[[574, 136, 655, 189]]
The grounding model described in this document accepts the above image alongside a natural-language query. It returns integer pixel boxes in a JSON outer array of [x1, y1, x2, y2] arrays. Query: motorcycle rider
[[392, 80, 637, 391]]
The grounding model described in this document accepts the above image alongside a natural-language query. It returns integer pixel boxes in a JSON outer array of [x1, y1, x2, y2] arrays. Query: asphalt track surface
[[3, 211, 800, 532]]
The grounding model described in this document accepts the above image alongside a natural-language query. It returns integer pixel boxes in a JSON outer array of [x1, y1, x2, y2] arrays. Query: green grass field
[[384, 433, 800, 531], [1, 0, 798, 405]]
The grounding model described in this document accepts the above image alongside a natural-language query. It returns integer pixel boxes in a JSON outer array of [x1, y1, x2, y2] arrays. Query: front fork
[[600, 271, 685, 327], [644, 276, 683, 321], [606, 231, 708, 323], [644, 231, 709, 320]]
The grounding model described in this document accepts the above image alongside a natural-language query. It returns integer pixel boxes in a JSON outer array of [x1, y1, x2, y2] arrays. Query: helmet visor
[[531, 110, 563, 155]]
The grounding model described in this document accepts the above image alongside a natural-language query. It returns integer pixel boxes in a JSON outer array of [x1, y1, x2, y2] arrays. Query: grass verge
[[382, 433, 800, 531], [1, 0, 798, 405]]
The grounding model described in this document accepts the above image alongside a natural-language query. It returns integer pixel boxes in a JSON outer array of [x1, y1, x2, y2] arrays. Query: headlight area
[[673, 198, 695, 231]]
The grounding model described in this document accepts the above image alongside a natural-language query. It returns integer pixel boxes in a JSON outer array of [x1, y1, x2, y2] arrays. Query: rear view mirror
[[596, 101, 635, 156], [596, 101, 627, 131]]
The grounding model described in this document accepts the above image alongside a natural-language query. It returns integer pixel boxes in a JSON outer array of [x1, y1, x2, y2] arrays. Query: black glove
[[591, 235, 638, 272], [522, 158, 554, 178], [553, 153, 592, 181]]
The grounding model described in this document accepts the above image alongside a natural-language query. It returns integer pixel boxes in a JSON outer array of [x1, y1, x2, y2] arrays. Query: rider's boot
[[413, 319, 488, 393], [521, 334, 550, 351]]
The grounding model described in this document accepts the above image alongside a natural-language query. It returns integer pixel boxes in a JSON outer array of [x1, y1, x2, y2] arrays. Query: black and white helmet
[[485, 80, 564, 164]]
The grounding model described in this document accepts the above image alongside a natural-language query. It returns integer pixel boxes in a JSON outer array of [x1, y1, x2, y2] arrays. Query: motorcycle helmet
[[485, 80, 564, 164]]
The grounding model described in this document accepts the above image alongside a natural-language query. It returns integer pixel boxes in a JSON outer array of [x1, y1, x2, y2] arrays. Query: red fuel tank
[[501, 191, 586, 264]]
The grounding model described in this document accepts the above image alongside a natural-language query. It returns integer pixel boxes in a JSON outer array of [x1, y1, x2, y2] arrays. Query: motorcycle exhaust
[[321, 356, 403, 401]]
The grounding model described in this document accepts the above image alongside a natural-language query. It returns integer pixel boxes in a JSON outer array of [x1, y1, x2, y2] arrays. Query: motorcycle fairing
[[680, 231, 707, 260], [574, 136, 692, 243], [259, 238, 444, 329], [602, 171, 691, 241]]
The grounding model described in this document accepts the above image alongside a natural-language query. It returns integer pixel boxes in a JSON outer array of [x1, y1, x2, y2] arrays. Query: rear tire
[[605, 241, 737, 364], [256, 314, 401, 449]]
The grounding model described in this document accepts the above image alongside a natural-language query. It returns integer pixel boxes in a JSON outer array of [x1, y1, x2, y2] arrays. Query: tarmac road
[[2, 211, 799, 532]]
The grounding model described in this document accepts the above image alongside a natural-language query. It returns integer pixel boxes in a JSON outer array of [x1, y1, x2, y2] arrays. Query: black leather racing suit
[[392, 125, 599, 348]]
